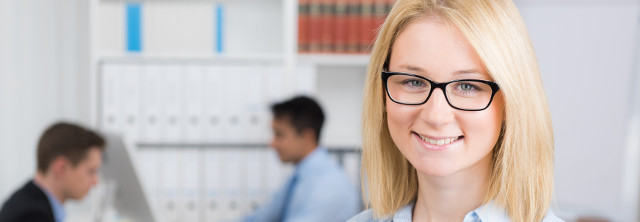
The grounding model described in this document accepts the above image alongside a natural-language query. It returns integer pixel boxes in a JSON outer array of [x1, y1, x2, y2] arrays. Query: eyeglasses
[[382, 71, 500, 111]]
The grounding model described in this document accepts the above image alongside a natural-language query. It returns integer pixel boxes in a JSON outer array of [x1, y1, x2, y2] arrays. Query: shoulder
[[475, 201, 565, 222], [542, 209, 565, 222], [347, 209, 376, 222], [302, 168, 356, 199], [303, 150, 354, 185], [0, 181, 53, 222], [3, 181, 48, 205], [347, 209, 392, 222], [0, 206, 52, 221]]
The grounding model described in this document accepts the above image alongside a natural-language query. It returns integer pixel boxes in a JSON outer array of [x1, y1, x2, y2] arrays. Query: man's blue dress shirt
[[242, 147, 360, 222]]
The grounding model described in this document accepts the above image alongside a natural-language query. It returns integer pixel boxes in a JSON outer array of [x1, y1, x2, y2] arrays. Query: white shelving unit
[[88, 1, 368, 222], [90, 0, 370, 148]]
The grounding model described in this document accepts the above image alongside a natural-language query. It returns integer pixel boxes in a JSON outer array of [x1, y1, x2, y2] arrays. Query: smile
[[415, 133, 463, 146]]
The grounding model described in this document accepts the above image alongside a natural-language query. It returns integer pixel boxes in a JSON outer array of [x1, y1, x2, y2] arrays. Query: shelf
[[96, 53, 372, 67], [136, 142, 360, 150], [96, 52, 284, 64], [100, 0, 282, 3], [297, 54, 371, 66], [96, 53, 370, 67]]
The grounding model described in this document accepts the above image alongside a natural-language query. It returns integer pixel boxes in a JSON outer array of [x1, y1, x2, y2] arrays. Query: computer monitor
[[95, 133, 157, 222]]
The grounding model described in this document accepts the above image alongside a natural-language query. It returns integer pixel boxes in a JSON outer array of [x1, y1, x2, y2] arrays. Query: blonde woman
[[349, 0, 562, 221]]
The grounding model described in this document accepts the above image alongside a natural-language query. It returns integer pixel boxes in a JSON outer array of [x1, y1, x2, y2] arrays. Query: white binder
[[121, 63, 141, 139], [162, 64, 184, 142], [101, 63, 122, 133], [245, 149, 267, 212], [203, 65, 225, 143], [223, 65, 249, 143], [204, 149, 223, 222], [179, 148, 201, 222], [222, 149, 247, 221], [158, 148, 179, 222], [265, 65, 285, 105], [243, 65, 267, 144], [140, 64, 163, 142], [184, 65, 206, 143]]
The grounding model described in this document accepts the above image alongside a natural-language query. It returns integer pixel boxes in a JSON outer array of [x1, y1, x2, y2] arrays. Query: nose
[[420, 88, 455, 127]]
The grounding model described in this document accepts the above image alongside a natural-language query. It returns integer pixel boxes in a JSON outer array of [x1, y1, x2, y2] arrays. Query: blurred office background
[[1, 0, 640, 221]]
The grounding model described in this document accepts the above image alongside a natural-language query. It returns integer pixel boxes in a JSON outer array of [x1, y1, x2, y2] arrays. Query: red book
[[346, 0, 360, 53], [360, 0, 374, 53], [298, 0, 311, 53], [334, 0, 349, 53], [373, 0, 387, 42], [308, 0, 323, 53], [321, 0, 336, 53], [386, 0, 395, 14]]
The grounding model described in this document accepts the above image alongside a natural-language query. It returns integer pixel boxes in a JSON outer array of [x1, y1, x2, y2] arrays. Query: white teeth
[[419, 134, 460, 145]]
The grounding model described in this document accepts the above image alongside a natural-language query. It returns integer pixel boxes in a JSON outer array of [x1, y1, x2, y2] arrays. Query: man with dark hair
[[242, 96, 359, 222], [0, 122, 106, 222]]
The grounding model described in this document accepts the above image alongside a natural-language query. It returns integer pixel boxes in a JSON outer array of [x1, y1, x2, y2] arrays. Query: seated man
[[242, 96, 360, 222], [0, 122, 106, 222]]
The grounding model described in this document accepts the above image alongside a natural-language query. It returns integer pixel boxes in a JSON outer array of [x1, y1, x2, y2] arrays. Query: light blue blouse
[[348, 200, 564, 222]]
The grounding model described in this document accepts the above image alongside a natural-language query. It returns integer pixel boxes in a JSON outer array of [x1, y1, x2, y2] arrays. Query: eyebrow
[[398, 64, 485, 77], [399, 64, 425, 73], [453, 69, 485, 76]]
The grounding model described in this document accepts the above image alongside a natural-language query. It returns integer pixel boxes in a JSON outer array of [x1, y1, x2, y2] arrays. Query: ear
[[50, 156, 71, 177], [301, 128, 316, 142]]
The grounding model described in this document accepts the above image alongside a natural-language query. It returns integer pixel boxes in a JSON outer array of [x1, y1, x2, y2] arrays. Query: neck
[[294, 143, 318, 165], [413, 155, 492, 222], [34, 172, 67, 204]]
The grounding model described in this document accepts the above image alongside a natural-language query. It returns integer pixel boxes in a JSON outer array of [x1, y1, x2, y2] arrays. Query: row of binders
[[298, 0, 396, 54], [99, 61, 361, 222], [137, 147, 291, 222], [100, 62, 316, 144], [136, 147, 361, 222]]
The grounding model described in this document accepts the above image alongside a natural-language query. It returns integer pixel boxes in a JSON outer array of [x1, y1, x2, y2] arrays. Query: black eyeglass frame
[[381, 71, 501, 111]]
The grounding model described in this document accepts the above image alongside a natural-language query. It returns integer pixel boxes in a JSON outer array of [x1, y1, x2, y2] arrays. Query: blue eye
[[449, 81, 492, 98], [408, 80, 424, 87], [458, 83, 476, 91], [400, 78, 427, 89]]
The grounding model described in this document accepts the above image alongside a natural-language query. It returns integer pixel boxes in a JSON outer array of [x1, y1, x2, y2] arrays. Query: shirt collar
[[392, 200, 509, 222], [34, 180, 66, 222], [392, 201, 414, 222], [472, 201, 510, 221]]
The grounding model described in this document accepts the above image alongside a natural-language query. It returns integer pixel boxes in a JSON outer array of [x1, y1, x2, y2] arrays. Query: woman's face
[[386, 17, 504, 177]]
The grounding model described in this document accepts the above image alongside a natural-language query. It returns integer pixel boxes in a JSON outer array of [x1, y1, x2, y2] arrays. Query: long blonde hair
[[361, 0, 554, 221]]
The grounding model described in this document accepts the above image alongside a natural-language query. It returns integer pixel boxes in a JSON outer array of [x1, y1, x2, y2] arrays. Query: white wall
[[0, 0, 90, 200], [517, 0, 640, 220], [2, 0, 640, 221]]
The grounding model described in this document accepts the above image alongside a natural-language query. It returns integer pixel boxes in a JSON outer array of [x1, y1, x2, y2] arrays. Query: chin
[[411, 159, 460, 177], [74, 191, 90, 200], [419, 168, 458, 177]]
